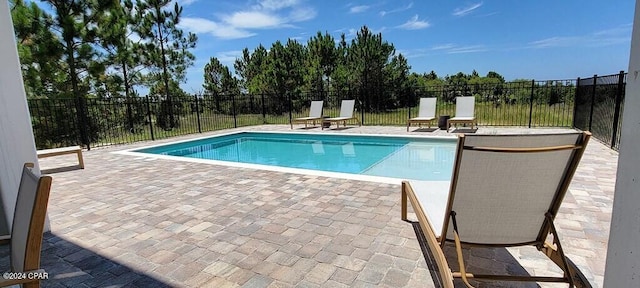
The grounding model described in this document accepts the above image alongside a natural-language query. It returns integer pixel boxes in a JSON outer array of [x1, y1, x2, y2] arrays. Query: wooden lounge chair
[[322, 99, 360, 130], [407, 98, 437, 131], [0, 163, 52, 288], [447, 96, 476, 132], [401, 132, 592, 288], [291, 100, 324, 129]]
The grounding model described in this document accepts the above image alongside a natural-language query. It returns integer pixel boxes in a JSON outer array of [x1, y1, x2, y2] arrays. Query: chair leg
[[77, 151, 85, 169], [451, 211, 476, 288], [401, 182, 408, 220], [539, 213, 593, 288], [403, 182, 456, 288]]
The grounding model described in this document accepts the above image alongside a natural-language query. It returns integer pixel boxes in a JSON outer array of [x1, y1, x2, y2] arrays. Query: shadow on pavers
[[0, 233, 170, 287], [409, 221, 543, 288]]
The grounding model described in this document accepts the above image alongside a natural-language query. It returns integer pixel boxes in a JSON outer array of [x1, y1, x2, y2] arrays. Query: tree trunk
[[66, 40, 89, 148], [122, 60, 134, 132], [155, 4, 174, 129]]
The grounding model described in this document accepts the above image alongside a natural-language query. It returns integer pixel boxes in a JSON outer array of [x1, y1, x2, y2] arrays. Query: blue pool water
[[135, 132, 457, 181]]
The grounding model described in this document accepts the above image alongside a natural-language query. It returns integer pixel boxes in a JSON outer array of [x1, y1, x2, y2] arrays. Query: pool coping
[[114, 130, 457, 184]]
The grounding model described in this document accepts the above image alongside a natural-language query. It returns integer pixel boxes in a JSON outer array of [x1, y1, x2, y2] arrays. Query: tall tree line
[[10, 0, 197, 130], [204, 26, 513, 113], [218, 26, 410, 113]]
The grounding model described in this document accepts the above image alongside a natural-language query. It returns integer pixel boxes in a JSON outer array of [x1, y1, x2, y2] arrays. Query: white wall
[[603, 1, 640, 286], [0, 0, 43, 235]]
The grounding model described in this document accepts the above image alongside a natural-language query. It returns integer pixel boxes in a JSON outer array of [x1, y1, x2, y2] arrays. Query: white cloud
[[222, 11, 283, 29], [412, 44, 487, 54], [177, 0, 199, 6], [289, 7, 317, 22], [380, 2, 413, 17], [453, 2, 483, 17], [431, 44, 455, 50], [593, 23, 632, 36], [529, 35, 628, 48], [350, 5, 370, 14], [178, 18, 255, 39], [476, 11, 498, 18], [216, 50, 244, 65], [397, 15, 430, 30], [530, 25, 631, 49], [254, 0, 300, 11], [177, 0, 316, 40], [447, 45, 486, 54], [529, 37, 579, 48]]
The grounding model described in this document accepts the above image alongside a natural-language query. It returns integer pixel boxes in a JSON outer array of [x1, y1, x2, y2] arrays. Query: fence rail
[[27, 76, 623, 150], [574, 71, 626, 150]]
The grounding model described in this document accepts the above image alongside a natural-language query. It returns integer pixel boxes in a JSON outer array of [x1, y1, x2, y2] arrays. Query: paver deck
[[0, 125, 617, 287]]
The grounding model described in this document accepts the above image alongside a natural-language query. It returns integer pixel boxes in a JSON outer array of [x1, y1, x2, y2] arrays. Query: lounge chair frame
[[37, 146, 84, 169], [322, 99, 361, 130], [401, 132, 593, 288], [407, 98, 437, 131], [447, 96, 477, 132], [291, 100, 324, 129], [0, 163, 52, 288]]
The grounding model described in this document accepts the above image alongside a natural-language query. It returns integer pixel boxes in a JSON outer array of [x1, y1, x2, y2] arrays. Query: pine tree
[[99, 0, 148, 131], [40, 0, 117, 146], [134, 0, 197, 129], [10, 0, 65, 98], [203, 57, 236, 112]]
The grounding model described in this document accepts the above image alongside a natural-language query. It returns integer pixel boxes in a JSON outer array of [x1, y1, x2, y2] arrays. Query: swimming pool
[[125, 132, 457, 182]]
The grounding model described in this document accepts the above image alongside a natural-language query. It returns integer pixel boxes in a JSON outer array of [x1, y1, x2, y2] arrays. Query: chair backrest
[[309, 100, 324, 118], [11, 163, 52, 273], [455, 96, 475, 117], [441, 132, 590, 246], [418, 98, 437, 118], [339, 100, 356, 118]]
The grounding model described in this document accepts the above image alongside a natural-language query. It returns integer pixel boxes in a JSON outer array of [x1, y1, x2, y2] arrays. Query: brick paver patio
[[0, 125, 617, 287]]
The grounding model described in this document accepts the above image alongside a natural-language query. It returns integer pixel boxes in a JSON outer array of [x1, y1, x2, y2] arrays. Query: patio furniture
[[401, 132, 592, 288], [291, 100, 324, 129], [407, 98, 437, 131], [37, 146, 84, 169], [0, 163, 52, 287], [322, 100, 360, 130], [447, 97, 476, 132]]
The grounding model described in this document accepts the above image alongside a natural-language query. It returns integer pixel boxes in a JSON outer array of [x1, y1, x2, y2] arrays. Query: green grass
[[69, 101, 576, 149]]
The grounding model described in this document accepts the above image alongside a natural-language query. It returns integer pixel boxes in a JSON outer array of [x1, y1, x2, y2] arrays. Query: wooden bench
[[37, 146, 84, 169]]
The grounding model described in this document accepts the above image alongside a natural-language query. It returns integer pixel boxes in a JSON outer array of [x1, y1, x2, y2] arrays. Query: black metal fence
[[574, 71, 626, 150], [27, 76, 623, 150]]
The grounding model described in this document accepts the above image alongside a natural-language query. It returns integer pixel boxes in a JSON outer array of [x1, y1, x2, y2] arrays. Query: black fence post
[[360, 88, 365, 125], [588, 74, 597, 131], [231, 93, 238, 128], [407, 95, 412, 120], [194, 94, 202, 133], [261, 93, 266, 124], [145, 95, 155, 140], [75, 96, 91, 149], [573, 77, 580, 129], [288, 92, 293, 127], [611, 70, 625, 149], [126, 98, 134, 133], [528, 80, 535, 128]]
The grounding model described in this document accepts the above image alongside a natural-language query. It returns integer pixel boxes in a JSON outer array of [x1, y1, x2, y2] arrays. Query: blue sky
[[173, 0, 634, 92]]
